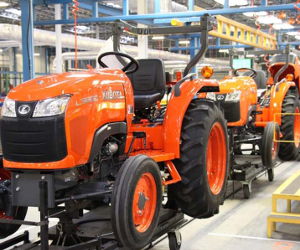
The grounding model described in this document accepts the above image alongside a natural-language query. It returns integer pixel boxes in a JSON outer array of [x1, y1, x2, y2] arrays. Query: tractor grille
[[1, 115, 67, 163]]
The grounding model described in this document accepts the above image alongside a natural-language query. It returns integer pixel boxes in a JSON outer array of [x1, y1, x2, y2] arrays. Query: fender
[[269, 81, 296, 125], [163, 79, 219, 158], [88, 122, 127, 162]]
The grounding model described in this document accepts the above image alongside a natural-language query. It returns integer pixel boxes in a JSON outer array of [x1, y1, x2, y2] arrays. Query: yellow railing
[[171, 6, 277, 50]]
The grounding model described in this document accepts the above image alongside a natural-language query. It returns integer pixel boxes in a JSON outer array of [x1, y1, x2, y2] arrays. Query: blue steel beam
[[123, 0, 129, 16], [21, 0, 35, 80], [188, 0, 194, 11], [34, 4, 300, 26], [224, 0, 229, 9], [154, 0, 160, 13], [63, 3, 69, 19]]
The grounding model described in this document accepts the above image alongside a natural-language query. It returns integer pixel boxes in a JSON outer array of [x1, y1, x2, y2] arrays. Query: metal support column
[[55, 4, 63, 73], [188, 0, 194, 11], [63, 3, 69, 19], [224, 0, 229, 8], [13, 47, 17, 86], [190, 38, 196, 74], [92, 1, 98, 17], [123, 0, 129, 16], [261, 0, 268, 6], [154, 0, 160, 13], [137, 0, 148, 58], [20, 0, 35, 81]]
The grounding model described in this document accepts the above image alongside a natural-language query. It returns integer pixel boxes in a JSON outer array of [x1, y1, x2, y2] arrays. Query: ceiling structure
[[0, 0, 299, 54]]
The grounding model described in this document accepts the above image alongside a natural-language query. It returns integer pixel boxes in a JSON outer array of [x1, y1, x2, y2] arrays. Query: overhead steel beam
[[34, 3, 300, 26], [21, 0, 35, 81]]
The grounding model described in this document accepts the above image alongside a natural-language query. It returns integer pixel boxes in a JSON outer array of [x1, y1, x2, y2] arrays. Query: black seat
[[242, 70, 267, 89], [127, 59, 166, 110]]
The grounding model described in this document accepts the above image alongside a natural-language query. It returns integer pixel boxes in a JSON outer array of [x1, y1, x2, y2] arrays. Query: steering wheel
[[97, 51, 139, 74], [233, 68, 257, 78]]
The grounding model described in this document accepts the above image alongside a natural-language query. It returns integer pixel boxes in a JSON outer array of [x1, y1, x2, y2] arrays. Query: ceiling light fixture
[[214, 0, 248, 6], [273, 23, 294, 30], [0, 1, 9, 7], [256, 15, 282, 25], [179, 40, 190, 45], [152, 36, 165, 40]]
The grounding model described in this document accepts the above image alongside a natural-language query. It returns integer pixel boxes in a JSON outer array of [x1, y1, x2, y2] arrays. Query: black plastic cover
[[1, 115, 67, 163]]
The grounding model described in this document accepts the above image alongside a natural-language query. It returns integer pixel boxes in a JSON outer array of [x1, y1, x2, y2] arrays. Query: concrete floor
[[1, 161, 300, 250], [153, 161, 300, 250]]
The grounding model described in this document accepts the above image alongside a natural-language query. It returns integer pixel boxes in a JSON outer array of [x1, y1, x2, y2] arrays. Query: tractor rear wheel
[[111, 155, 162, 250], [278, 90, 300, 161], [0, 168, 28, 239], [170, 99, 229, 218]]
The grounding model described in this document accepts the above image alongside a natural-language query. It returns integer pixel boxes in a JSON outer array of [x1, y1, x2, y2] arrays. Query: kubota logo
[[18, 104, 31, 115], [217, 95, 225, 101]]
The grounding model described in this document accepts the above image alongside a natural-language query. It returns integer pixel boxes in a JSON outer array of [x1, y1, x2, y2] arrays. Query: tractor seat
[[127, 59, 166, 110], [242, 70, 267, 89]]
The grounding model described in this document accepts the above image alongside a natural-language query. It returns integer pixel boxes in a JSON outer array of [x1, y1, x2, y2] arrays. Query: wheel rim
[[206, 122, 227, 195], [272, 129, 279, 160], [0, 169, 12, 219], [294, 107, 300, 147], [132, 172, 157, 233]]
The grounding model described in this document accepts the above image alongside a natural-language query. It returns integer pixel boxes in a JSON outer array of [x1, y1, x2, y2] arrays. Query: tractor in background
[[0, 15, 229, 250], [228, 48, 300, 161]]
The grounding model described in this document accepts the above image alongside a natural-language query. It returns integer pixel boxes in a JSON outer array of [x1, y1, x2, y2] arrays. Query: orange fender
[[256, 80, 296, 126], [163, 79, 219, 158]]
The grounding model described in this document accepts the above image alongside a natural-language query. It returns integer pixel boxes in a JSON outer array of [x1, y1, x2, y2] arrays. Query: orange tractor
[[0, 15, 229, 249], [229, 48, 300, 162], [204, 47, 300, 198]]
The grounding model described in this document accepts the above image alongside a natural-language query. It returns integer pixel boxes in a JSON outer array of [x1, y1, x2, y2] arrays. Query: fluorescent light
[[287, 31, 300, 36], [257, 15, 282, 25], [67, 25, 94, 34], [273, 23, 294, 30], [0, 1, 9, 7], [152, 36, 165, 40], [214, 0, 248, 6], [34, 53, 40, 56], [219, 49, 229, 53], [5, 8, 21, 16], [243, 11, 268, 17], [179, 40, 190, 45]]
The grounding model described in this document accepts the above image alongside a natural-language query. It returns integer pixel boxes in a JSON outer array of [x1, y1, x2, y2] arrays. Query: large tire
[[0, 168, 28, 239], [111, 155, 162, 250], [278, 90, 300, 161], [262, 122, 280, 169], [170, 99, 229, 219]]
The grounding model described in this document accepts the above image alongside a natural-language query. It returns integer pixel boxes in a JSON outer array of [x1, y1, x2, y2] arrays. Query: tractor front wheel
[[278, 90, 300, 161], [0, 168, 28, 239], [262, 122, 280, 171], [170, 99, 229, 218], [111, 155, 162, 250]]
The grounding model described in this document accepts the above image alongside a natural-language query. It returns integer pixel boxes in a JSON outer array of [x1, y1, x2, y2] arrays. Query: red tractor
[[0, 15, 229, 249]]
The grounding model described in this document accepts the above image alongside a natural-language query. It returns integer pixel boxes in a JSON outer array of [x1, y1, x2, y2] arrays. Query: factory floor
[[154, 161, 300, 250], [1, 161, 300, 250]]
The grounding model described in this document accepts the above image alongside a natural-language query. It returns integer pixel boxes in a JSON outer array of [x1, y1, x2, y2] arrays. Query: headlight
[[225, 91, 241, 102], [2, 97, 16, 117], [33, 95, 70, 117], [206, 92, 216, 101]]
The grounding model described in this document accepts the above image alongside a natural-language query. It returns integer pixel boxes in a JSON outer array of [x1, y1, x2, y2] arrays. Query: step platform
[[267, 170, 300, 237]]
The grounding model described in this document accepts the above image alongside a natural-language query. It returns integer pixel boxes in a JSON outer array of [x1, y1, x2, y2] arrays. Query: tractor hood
[[7, 69, 127, 101]]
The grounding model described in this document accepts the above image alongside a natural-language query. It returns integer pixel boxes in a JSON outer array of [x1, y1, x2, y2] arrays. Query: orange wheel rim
[[206, 122, 227, 195], [294, 107, 300, 147], [132, 172, 157, 233], [272, 140, 278, 160], [272, 129, 279, 160]]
